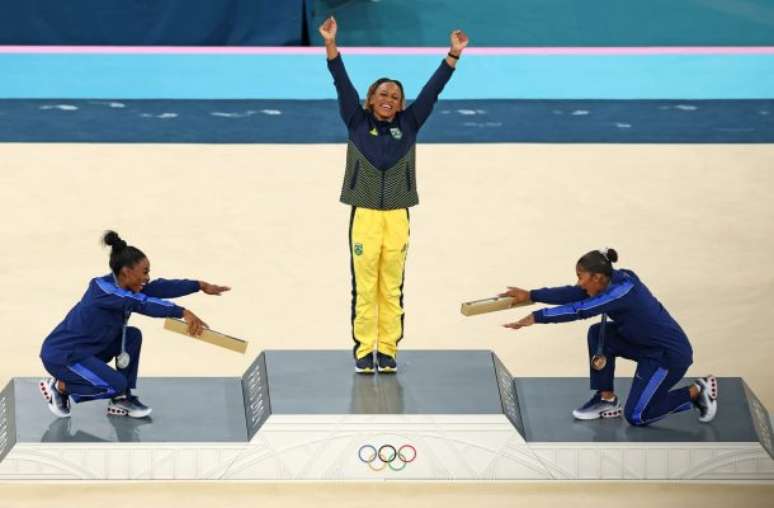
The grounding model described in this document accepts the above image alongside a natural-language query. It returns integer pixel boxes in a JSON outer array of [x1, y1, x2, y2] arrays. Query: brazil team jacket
[[40, 274, 199, 365], [327, 53, 454, 209], [530, 269, 693, 366]]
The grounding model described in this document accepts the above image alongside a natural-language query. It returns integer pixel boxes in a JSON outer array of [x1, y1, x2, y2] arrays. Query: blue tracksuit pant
[[41, 326, 142, 403], [587, 322, 694, 426]]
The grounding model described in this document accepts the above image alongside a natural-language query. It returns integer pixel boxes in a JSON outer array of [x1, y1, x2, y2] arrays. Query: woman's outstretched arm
[[407, 29, 469, 129], [319, 15, 339, 60], [320, 16, 362, 127]]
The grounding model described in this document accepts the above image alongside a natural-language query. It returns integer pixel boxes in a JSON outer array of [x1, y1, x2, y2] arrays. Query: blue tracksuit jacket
[[40, 274, 199, 366], [530, 269, 693, 366]]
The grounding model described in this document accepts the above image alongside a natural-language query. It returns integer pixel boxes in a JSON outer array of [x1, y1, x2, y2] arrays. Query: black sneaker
[[39, 378, 70, 418], [355, 353, 375, 374], [107, 394, 152, 418], [376, 352, 397, 373]]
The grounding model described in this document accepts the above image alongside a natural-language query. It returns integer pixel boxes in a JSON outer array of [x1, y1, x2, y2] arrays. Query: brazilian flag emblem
[[354, 242, 364, 256]]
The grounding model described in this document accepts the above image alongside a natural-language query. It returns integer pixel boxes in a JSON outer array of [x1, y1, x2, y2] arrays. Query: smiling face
[[119, 257, 150, 292], [576, 265, 609, 297], [367, 81, 403, 122]]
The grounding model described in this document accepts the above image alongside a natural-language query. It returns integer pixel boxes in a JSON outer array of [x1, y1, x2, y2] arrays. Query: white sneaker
[[39, 378, 71, 418], [695, 375, 718, 423], [107, 395, 152, 418], [572, 392, 622, 420]]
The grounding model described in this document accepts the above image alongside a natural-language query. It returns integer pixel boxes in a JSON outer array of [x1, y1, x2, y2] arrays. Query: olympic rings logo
[[358, 444, 417, 472]]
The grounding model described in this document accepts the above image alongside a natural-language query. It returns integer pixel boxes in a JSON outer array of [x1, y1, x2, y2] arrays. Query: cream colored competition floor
[[1, 143, 773, 506]]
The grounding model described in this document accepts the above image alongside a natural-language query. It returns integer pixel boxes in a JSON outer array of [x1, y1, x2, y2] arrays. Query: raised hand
[[199, 281, 231, 296], [319, 16, 338, 43], [450, 29, 469, 54]]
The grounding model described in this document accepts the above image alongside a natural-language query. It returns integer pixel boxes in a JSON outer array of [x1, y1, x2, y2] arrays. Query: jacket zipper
[[350, 160, 360, 190], [380, 171, 386, 208]]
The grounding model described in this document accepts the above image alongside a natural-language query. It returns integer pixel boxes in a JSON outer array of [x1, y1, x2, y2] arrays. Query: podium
[[1, 350, 772, 480]]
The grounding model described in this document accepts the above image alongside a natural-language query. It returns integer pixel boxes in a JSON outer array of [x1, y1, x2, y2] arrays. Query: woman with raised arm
[[501, 248, 718, 426], [319, 16, 468, 374], [39, 230, 230, 419]]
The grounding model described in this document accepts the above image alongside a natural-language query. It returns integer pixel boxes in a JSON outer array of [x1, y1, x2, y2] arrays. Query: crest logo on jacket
[[390, 128, 403, 140]]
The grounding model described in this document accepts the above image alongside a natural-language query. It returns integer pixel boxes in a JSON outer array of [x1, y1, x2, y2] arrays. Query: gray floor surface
[[515, 377, 759, 443], [263, 350, 504, 414], [13, 378, 247, 443], [5, 357, 769, 447]]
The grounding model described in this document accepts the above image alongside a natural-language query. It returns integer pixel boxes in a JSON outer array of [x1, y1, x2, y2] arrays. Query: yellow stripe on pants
[[350, 207, 409, 360]]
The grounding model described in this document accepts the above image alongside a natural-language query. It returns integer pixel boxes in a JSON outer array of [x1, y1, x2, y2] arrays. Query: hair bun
[[103, 230, 127, 251], [603, 247, 619, 263]]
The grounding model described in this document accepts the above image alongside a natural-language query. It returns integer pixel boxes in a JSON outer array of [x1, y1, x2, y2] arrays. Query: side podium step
[[513, 377, 774, 480]]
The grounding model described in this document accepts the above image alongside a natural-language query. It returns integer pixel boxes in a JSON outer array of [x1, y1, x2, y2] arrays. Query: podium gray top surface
[[515, 377, 759, 443], [6, 353, 770, 449], [263, 350, 504, 414], [13, 378, 248, 443]]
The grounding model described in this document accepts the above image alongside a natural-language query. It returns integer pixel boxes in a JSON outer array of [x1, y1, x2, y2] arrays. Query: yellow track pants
[[349, 207, 409, 360]]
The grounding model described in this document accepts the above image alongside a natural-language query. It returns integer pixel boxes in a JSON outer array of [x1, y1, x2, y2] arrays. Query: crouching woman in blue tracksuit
[[501, 248, 718, 426], [39, 231, 230, 419]]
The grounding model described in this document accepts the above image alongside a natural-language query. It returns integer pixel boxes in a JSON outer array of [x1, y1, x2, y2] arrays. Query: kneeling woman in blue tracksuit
[[39, 231, 230, 419], [501, 248, 718, 426]]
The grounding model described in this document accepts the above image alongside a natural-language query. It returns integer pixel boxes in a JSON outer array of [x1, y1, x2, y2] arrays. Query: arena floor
[[1, 142, 773, 505]]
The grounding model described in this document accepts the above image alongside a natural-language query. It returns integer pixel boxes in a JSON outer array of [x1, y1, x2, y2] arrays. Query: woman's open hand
[[503, 313, 535, 330], [199, 281, 231, 296]]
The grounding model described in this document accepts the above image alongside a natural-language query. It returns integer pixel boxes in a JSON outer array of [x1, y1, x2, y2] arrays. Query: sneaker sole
[[354, 367, 375, 374], [377, 367, 397, 373], [107, 406, 152, 418], [38, 379, 52, 403], [698, 375, 718, 423], [572, 407, 623, 420], [601, 408, 623, 419], [704, 375, 718, 401], [39, 379, 70, 418]]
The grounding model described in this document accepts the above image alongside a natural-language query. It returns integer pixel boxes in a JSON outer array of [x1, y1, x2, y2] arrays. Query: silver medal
[[114, 295, 131, 370], [116, 351, 131, 369]]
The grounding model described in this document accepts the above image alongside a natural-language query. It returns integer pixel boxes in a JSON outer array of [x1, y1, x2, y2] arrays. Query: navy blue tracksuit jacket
[[40, 275, 199, 402], [41, 274, 198, 366]]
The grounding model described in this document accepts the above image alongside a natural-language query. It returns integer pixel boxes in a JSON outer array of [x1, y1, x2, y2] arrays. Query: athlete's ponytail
[[103, 230, 146, 276]]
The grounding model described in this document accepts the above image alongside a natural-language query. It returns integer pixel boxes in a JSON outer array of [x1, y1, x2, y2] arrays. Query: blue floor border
[[1, 99, 772, 143], [3, 53, 774, 100]]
